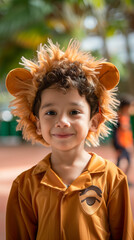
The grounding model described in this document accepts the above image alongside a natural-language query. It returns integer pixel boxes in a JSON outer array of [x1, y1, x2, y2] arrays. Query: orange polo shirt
[[6, 153, 134, 240]]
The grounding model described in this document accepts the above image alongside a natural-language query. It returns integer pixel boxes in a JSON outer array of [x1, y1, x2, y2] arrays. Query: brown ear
[[89, 113, 104, 133], [6, 68, 33, 96], [97, 62, 120, 90], [36, 117, 43, 136]]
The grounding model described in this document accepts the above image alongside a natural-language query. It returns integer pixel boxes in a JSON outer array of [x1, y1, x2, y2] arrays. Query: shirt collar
[[32, 152, 106, 192], [86, 152, 106, 173]]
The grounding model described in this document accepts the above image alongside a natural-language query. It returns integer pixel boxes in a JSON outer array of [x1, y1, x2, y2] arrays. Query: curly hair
[[32, 61, 99, 118]]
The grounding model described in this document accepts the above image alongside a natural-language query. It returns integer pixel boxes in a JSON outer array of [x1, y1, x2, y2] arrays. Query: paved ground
[[0, 143, 134, 239]]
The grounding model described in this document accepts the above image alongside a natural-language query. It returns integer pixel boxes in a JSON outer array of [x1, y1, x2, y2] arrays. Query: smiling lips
[[52, 133, 74, 138]]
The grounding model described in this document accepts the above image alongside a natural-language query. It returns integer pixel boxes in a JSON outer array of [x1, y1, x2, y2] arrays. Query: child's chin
[[52, 144, 75, 152]]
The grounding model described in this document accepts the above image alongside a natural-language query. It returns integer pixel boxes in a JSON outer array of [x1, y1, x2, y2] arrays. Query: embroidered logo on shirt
[[79, 185, 102, 215]]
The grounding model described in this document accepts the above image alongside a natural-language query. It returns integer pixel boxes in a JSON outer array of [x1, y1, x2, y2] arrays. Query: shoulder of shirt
[[88, 152, 126, 180], [14, 153, 51, 184], [89, 152, 127, 194]]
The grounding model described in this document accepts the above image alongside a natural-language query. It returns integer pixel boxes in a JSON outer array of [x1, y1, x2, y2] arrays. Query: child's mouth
[[52, 133, 74, 138]]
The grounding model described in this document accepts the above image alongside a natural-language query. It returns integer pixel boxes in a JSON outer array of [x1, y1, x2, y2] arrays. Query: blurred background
[[0, 0, 134, 239], [0, 0, 134, 143]]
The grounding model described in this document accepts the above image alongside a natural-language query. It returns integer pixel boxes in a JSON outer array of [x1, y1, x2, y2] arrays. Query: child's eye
[[45, 111, 56, 115], [70, 110, 80, 115]]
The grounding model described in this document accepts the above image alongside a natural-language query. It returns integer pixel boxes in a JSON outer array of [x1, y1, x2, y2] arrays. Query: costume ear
[[6, 68, 33, 96], [97, 62, 120, 90]]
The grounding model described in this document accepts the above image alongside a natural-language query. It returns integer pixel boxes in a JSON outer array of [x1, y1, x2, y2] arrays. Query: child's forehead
[[41, 86, 78, 96], [40, 87, 88, 105]]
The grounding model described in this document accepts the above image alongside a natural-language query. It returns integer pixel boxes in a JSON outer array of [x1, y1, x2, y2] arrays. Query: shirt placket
[[40, 166, 93, 239], [60, 191, 66, 240]]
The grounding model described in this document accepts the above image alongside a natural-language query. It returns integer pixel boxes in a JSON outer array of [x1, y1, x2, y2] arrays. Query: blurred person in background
[[113, 97, 134, 181]]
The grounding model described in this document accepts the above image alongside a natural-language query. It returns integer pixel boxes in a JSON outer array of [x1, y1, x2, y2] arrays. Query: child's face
[[36, 87, 100, 152]]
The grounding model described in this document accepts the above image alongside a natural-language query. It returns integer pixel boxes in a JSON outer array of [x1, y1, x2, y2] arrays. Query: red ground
[[0, 144, 134, 240]]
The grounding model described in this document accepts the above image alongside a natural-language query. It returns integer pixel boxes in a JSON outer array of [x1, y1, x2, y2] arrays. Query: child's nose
[[55, 115, 70, 128]]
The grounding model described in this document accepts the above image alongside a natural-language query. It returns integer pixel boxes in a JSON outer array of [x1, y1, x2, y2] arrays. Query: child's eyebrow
[[41, 102, 84, 110], [69, 102, 84, 108], [41, 103, 55, 109]]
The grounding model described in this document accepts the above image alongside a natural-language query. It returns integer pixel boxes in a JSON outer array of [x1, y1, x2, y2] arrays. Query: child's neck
[[50, 147, 91, 186]]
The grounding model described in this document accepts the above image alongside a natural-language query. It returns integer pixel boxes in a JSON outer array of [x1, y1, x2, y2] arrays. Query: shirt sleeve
[[107, 173, 134, 240], [6, 180, 38, 240]]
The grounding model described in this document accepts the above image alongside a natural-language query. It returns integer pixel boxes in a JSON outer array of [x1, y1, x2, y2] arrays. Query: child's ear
[[89, 113, 104, 132], [36, 117, 42, 136]]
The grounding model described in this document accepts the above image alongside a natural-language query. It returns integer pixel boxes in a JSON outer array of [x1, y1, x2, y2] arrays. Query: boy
[[113, 98, 133, 174], [6, 39, 134, 239]]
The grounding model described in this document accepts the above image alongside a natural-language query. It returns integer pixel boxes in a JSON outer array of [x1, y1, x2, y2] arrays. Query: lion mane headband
[[6, 39, 120, 146]]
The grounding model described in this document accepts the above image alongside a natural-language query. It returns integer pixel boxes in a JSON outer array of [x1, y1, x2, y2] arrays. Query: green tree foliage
[[0, 0, 134, 94]]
